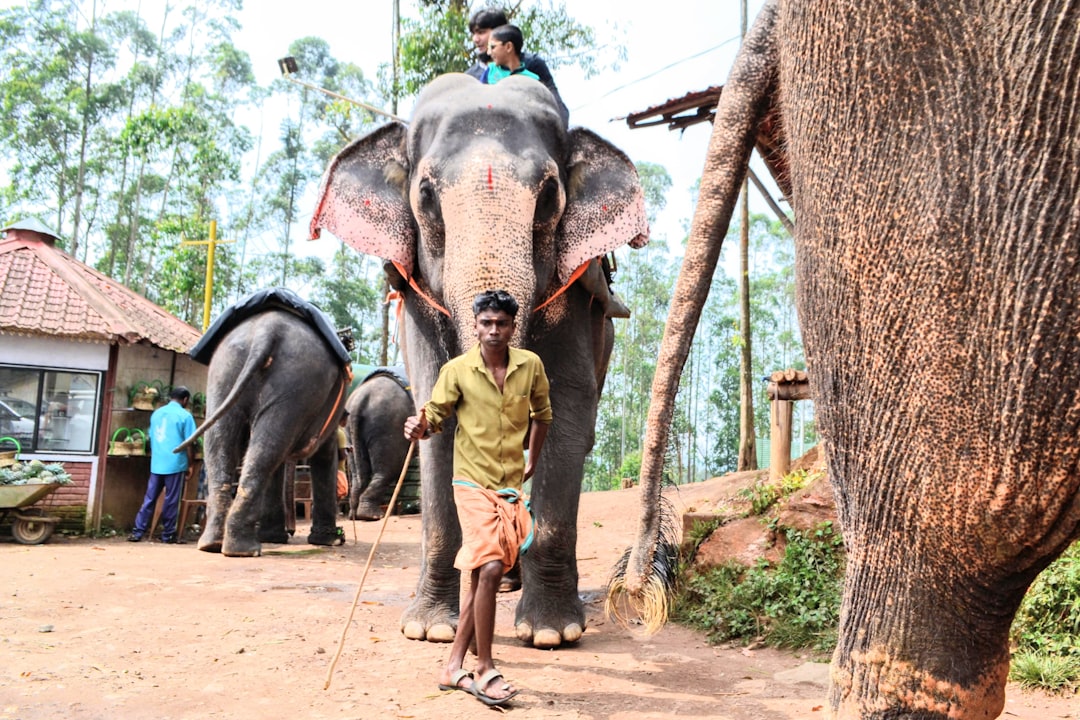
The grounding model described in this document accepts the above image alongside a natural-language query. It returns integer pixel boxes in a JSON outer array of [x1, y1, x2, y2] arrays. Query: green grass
[[1009, 541, 1080, 692]]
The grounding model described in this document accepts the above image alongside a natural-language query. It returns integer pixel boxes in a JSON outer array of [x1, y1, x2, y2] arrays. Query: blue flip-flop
[[438, 668, 473, 693], [470, 668, 519, 707]]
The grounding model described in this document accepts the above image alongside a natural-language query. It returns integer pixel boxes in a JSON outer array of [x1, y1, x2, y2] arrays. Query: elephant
[[618, 2, 1080, 718], [310, 73, 649, 648], [345, 368, 414, 521], [180, 291, 351, 557]]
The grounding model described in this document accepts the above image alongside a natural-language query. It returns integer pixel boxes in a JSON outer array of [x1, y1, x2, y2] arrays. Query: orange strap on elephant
[[390, 258, 593, 319], [316, 369, 351, 442]]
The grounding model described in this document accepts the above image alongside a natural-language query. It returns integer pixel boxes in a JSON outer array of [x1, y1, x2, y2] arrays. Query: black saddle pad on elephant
[[358, 365, 412, 399], [189, 287, 351, 367]]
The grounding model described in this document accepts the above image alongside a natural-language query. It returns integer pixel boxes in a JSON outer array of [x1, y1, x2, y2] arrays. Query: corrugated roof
[[0, 235, 201, 353], [622, 86, 723, 132]]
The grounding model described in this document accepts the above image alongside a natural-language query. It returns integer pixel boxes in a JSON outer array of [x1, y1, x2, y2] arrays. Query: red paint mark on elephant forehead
[[488, 166, 494, 191]]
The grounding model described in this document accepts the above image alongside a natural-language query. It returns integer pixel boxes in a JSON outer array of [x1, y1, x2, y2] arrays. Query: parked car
[[0, 397, 37, 446]]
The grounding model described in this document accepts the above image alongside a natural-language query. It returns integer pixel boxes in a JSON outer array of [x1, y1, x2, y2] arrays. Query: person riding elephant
[[310, 73, 649, 648], [179, 288, 350, 556], [345, 366, 414, 521], [617, 2, 1080, 718]]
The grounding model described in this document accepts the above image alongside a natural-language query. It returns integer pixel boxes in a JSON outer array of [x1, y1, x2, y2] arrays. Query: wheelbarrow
[[0, 483, 62, 545]]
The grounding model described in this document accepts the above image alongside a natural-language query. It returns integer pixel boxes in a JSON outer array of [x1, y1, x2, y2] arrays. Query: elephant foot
[[402, 620, 455, 642], [197, 537, 222, 553], [259, 528, 289, 544], [514, 585, 586, 648], [221, 537, 262, 557], [307, 526, 345, 546], [353, 503, 385, 521], [515, 621, 584, 648], [400, 593, 459, 642]]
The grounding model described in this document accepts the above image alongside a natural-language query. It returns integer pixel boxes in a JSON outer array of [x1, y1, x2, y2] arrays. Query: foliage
[[674, 521, 844, 653], [385, 0, 618, 103], [738, 468, 823, 517], [1009, 541, 1080, 692]]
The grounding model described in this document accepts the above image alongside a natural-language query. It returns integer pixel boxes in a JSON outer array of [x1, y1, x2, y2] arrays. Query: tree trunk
[[737, 182, 757, 470]]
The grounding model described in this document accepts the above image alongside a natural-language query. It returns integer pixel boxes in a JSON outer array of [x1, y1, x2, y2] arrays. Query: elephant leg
[[222, 439, 283, 557], [258, 465, 289, 544], [513, 427, 587, 648], [356, 467, 395, 520], [348, 441, 373, 520], [307, 438, 343, 546], [400, 433, 462, 643], [197, 419, 245, 553]]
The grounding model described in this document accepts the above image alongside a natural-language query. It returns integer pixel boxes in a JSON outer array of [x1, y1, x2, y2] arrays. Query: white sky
[[4, 0, 774, 265], [233, 0, 771, 251]]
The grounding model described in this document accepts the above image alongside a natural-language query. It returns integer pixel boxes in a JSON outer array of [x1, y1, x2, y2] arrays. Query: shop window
[[0, 366, 102, 454]]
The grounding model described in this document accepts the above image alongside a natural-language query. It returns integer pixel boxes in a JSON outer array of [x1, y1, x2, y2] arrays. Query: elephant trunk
[[435, 152, 554, 346], [608, 0, 780, 625]]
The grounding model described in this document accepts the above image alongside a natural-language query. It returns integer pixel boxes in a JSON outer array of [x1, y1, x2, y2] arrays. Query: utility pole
[[182, 220, 235, 331], [380, 0, 403, 365]]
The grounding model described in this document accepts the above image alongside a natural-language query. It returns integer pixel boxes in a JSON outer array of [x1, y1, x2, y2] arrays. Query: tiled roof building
[[0, 219, 201, 351]]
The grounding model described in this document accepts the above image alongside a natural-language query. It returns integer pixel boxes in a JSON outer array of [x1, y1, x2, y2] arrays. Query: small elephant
[[180, 290, 351, 556], [311, 74, 649, 647], [345, 368, 414, 521]]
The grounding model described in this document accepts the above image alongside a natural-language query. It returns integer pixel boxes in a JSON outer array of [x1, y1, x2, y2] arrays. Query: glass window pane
[[41, 371, 100, 453], [0, 367, 41, 450]]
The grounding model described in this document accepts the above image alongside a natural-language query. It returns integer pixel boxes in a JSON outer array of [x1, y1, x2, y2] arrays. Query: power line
[[570, 35, 742, 112]]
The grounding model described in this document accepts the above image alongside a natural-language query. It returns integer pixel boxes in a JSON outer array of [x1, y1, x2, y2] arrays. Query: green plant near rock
[[1009, 541, 1080, 692], [738, 468, 825, 517], [674, 520, 845, 654]]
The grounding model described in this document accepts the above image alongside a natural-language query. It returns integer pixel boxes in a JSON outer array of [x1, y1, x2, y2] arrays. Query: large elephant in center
[[621, 2, 1080, 718], [311, 73, 648, 648]]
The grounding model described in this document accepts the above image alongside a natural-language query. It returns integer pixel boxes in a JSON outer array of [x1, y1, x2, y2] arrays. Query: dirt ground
[[0, 481, 1075, 720]]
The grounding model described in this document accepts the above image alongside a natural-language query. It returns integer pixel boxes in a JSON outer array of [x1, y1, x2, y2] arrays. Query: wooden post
[[766, 369, 812, 482], [769, 398, 794, 482]]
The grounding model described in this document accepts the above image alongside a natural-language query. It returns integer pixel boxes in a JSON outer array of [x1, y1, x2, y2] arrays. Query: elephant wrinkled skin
[[624, 2, 1080, 719], [311, 74, 648, 648]]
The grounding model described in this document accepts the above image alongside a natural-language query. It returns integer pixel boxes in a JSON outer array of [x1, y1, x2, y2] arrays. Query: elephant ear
[[557, 128, 649, 284], [310, 122, 415, 276]]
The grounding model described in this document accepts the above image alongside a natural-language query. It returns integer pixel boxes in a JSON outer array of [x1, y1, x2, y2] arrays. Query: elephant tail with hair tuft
[[175, 339, 273, 454]]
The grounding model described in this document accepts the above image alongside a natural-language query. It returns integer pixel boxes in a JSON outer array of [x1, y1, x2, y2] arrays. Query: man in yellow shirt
[[404, 289, 551, 707]]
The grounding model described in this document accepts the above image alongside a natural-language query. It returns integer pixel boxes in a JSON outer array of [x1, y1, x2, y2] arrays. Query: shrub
[[674, 521, 844, 654], [1009, 541, 1080, 692]]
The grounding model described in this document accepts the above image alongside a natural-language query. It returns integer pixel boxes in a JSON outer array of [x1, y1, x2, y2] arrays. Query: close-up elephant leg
[[258, 464, 288, 544], [222, 445, 282, 557], [307, 438, 342, 546], [401, 433, 462, 643], [197, 418, 246, 553], [514, 443, 587, 649]]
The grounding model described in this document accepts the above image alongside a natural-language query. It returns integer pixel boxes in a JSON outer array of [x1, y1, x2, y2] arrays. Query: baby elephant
[[345, 367, 413, 521]]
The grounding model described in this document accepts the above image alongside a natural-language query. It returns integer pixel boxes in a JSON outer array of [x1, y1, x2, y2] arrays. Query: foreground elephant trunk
[[617, 0, 1080, 718]]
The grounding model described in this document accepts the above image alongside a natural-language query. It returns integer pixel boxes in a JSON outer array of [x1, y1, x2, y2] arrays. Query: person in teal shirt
[[481, 25, 540, 85], [128, 386, 197, 544]]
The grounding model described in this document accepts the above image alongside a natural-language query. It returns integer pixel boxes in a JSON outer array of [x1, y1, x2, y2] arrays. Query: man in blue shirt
[[128, 386, 198, 544]]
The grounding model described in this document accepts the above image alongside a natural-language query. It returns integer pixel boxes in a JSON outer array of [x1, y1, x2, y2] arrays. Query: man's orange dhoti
[[452, 480, 532, 573]]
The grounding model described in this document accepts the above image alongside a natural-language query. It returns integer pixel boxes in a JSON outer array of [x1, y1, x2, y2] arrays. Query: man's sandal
[[438, 668, 473, 693], [470, 668, 519, 707]]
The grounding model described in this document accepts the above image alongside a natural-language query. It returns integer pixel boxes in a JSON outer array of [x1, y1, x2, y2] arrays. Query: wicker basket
[[0, 436, 21, 468]]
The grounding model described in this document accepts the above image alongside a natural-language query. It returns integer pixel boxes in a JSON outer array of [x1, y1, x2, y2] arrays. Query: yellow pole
[[181, 220, 235, 332], [203, 220, 217, 331]]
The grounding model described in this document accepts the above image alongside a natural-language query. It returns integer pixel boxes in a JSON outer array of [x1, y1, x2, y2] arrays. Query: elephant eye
[[416, 177, 440, 219], [534, 177, 563, 227]]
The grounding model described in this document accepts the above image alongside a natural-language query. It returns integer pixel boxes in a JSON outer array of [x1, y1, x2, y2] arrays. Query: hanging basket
[[0, 436, 21, 468], [108, 427, 134, 456], [127, 428, 148, 456], [129, 382, 159, 411]]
